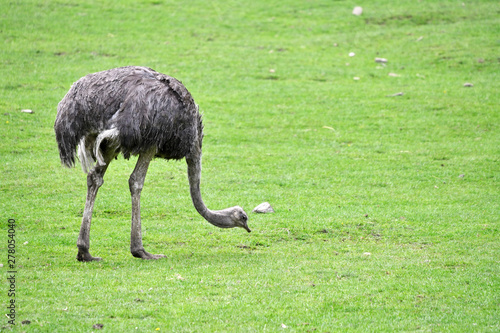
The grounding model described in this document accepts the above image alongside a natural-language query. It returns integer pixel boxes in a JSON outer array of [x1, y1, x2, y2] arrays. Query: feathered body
[[54, 66, 202, 172]]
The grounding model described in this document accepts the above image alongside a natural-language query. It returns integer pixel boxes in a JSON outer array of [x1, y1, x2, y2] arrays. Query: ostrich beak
[[243, 224, 251, 233]]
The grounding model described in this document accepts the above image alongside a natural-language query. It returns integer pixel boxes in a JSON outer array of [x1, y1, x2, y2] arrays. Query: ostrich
[[54, 66, 250, 262]]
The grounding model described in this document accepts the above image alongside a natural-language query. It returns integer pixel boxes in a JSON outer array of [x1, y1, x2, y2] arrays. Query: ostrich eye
[[242, 214, 248, 221]]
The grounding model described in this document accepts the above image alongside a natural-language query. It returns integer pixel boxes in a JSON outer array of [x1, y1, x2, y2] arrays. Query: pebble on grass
[[253, 202, 274, 213], [352, 6, 363, 16], [386, 92, 404, 97]]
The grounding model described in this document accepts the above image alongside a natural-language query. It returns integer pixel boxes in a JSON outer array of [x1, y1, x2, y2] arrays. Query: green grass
[[1, 0, 499, 331]]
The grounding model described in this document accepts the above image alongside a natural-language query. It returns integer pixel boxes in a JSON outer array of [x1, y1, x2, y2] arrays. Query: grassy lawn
[[1, 0, 499, 331]]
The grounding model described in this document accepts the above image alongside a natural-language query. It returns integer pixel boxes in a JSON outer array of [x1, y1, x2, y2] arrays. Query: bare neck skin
[[186, 156, 238, 228]]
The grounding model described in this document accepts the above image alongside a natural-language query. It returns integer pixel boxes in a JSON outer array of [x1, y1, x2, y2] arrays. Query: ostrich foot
[[131, 248, 166, 260], [77, 250, 102, 262]]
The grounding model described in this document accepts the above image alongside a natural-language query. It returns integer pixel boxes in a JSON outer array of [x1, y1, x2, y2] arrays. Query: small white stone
[[386, 92, 404, 97], [0, 264, 3, 268], [352, 6, 363, 16], [349, 52, 355, 57], [21, 109, 34, 114], [463, 82, 473, 87], [353, 77, 360, 80], [363, 252, 371, 256], [375, 57, 388, 63], [253, 202, 274, 213], [388, 72, 400, 77]]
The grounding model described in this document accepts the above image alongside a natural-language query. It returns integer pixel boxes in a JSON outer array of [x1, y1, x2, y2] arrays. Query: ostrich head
[[230, 206, 251, 232], [212, 206, 250, 232]]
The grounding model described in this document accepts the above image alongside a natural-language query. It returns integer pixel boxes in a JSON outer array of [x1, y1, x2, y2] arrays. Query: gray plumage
[[54, 66, 249, 262], [55, 66, 200, 171]]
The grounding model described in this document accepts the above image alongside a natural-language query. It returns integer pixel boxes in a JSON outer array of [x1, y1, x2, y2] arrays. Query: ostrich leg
[[129, 150, 166, 260], [77, 163, 109, 262]]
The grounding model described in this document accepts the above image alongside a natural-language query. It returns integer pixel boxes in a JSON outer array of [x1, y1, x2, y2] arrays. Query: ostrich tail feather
[[77, 137, 95, 173], [94, 128, 120, 167]]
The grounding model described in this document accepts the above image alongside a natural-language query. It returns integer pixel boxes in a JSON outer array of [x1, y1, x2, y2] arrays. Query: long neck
[[186, 155, 234, 228]]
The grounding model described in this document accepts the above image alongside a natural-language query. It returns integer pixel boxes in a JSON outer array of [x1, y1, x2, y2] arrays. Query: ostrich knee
[[88, 169, 104, 190], [128, 175, 143, 197]]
